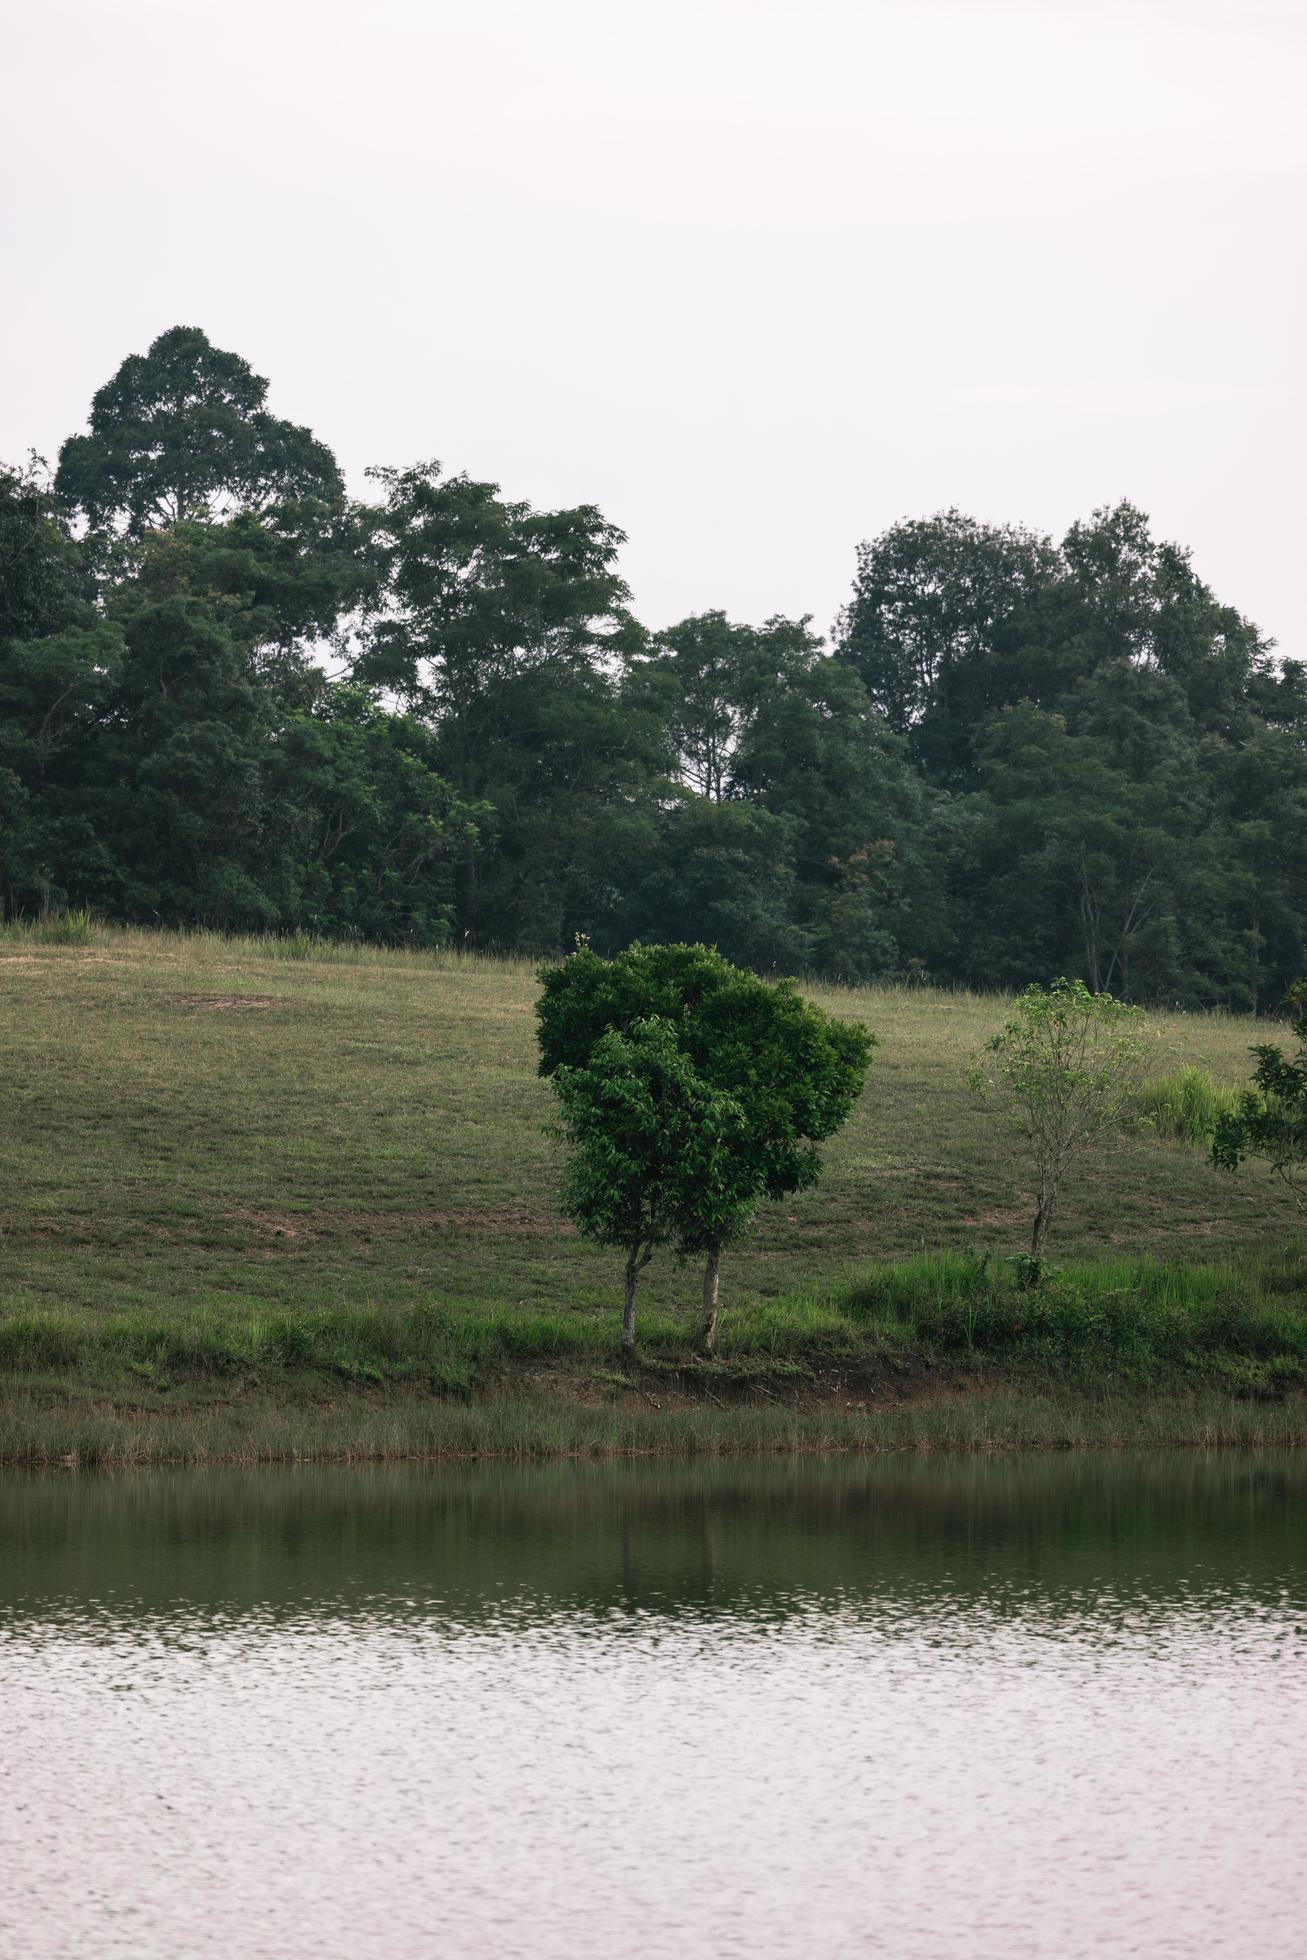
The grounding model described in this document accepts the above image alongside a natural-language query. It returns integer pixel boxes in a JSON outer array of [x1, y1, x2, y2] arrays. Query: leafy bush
[[1213, 990, 1307, 1209]]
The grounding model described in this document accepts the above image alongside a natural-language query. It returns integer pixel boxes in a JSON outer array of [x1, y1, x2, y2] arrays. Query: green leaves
[[356, 462, 632, 736], [55, 326, 343, 538], [974, 978, 1149, 1255], [537, 939, 874, 1197], [554, 1018, 758, 1255], [541, 942, 873, 1342], [1212, 994, 1307, 1208], [9, 326, 1307, 1006]]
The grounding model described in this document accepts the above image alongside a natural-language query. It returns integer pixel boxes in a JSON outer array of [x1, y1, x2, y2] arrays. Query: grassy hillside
[[1, 925, 1304, 1462]]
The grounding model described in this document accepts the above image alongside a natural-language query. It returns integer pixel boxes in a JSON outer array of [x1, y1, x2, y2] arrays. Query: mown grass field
[[1, 925, 1304, 1461]]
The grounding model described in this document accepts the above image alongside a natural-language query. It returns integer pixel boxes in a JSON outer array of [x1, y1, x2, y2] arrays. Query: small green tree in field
[[972, 978, 1147, 1260], [1212, 990, 1307, 1209], [552, 1018, 765, 1351], [538, 940, 873, 1346]]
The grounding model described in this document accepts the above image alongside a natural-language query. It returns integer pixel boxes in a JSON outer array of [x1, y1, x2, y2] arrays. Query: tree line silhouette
[[3, 325, 1303, 1009]]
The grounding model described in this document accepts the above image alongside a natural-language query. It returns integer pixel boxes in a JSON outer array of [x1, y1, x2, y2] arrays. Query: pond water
[[2, 1454, 1305, 1959]]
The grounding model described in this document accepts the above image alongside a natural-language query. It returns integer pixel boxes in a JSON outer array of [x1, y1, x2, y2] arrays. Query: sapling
[[972, 978, 1148, 1261]]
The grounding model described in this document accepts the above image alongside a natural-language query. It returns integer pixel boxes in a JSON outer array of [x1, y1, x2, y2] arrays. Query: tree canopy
[[1, 328, 1304, 1013], [551, 1017, 759, 1349], [55, 326, 343, 538], [540, 941, 873, 1347]]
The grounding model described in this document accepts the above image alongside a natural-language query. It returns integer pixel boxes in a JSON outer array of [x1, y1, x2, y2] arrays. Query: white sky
[[5, 0, 1304, 651]]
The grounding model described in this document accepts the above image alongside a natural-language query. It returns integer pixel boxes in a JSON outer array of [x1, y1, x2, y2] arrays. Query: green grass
[[1136, 1064, 1242, 1145], [0, 905, 96, 946], [6, 1385, 1307, 1468], [1, 923, 1304, 1461]]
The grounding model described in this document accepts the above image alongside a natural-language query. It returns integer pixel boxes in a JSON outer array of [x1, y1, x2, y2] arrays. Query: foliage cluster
[[539, 942, 872, 1347], [1213, 994, 1307, 1208], [971, 979, 1148, 1256], [2, 327, 1305, 1008]]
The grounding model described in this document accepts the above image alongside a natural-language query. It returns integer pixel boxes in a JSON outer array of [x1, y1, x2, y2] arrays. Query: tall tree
[[55, 326, 343, 539], [834, 509, 1059, 767], [356, 461, 637, 940], [640, 609, 774, 801], [76, 510, 377, 931], [0, 461, 122, 917], [730, 632, 946, 979]]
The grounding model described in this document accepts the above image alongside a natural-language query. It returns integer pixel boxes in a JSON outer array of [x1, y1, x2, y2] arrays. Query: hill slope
[[2, 928, 1304, 1463], [0, 928, 1293, 1324]]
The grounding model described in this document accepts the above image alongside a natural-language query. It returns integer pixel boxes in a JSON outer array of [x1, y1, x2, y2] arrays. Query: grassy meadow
[[1, 924, 1304, 1462]]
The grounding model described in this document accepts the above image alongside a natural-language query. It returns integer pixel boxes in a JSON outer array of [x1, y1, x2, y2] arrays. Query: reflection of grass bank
[[7, 1456, 1304, 1637], [3, 1251, 1306, 1464]]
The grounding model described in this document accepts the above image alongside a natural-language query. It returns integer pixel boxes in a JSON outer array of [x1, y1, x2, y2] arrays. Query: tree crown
[[552, 1016, 760, 1256], [974, 977, 1149, 1175], [537, 939, 873, 1198], [55, 326, 343, 537]]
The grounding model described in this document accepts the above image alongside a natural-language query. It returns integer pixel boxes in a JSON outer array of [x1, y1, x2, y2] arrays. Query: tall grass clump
[[1136, 1065, 1241, 1145], [839, 1251, 1307, 1389], [0, 906, 97, 946]]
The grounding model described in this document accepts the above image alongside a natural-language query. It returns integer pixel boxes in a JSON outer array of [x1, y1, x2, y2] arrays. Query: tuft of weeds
[[838, 1249, 1307, 1387], [0, 907, 98, 947], [1136, 1065, 1241, 1145]]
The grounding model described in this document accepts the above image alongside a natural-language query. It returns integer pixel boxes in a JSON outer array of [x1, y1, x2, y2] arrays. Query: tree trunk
[[1031, 1183, 1056, 1258], [698, 1247, 722, 1352], [461, 833, 479, 948], [622, 1250, 640, 1353]]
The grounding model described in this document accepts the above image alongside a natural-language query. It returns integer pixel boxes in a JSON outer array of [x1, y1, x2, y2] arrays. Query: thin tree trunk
[[1031, 1183, 1056, 1258], [461, 833, 479, 948], [622, 1243, 654, 1353], [698, 1247, 722, 1352], [622, 1250, 640, 1353]]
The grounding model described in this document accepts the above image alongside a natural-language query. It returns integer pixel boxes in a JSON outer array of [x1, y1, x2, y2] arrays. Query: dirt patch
[[358, 1206, 570, 1239], [223, 1206, 311, 1239], [172, 993, 280, 1011], [0, 952, 132, 968], [538, 1352, 962, 1416], [223, 1204, 570, 1242]]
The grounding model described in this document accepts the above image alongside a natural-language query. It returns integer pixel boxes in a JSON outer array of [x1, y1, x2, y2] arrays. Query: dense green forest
[[3, 325, 1304, 1007]]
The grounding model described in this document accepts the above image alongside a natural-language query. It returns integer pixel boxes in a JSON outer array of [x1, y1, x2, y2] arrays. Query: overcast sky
[[5, 0, 1304, 651]]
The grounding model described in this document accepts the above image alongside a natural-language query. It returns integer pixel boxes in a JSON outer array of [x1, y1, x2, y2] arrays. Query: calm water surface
[[2, 1454, 1305, 1959]]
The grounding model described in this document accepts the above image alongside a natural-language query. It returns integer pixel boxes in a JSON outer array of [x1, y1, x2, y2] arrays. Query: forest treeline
[[3, 325, 1304, 1008]]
